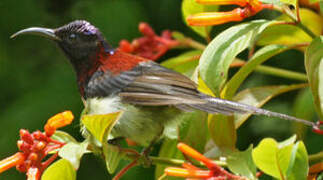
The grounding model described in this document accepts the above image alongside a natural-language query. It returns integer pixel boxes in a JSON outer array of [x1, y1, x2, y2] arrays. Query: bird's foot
[[140, 146, 153, 167]]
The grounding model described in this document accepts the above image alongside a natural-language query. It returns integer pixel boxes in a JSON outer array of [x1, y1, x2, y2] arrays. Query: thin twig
[[309, 151, 323, 164], [113, 159, 138, 180], [232, 59, 308, 81]]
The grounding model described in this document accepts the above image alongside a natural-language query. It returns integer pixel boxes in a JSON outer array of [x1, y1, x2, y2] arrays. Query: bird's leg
[[140, 128, 164, 167]]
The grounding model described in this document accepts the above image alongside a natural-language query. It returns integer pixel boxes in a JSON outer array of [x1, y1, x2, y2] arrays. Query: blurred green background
[[0, 0, 321, 179]]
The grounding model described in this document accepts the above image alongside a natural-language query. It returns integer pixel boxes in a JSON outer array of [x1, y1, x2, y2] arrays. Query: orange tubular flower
[[187, 0, 273, 26], [44, 110, 74, 136], [165, 143, 244, 180], [118, 22, 179, 61], [187, 8, 245, 26], [0, 111, 74, 180], [0, 152, 25, 173]]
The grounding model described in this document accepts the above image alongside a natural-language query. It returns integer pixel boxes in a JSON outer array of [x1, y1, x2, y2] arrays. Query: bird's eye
[[69, 33, 76, 40]]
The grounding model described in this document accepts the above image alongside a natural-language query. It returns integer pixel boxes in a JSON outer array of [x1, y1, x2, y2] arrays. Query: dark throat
[[69, 46, 111, 97]]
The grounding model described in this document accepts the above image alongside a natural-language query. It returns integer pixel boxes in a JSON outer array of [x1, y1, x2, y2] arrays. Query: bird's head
[[11, 20, 113, 72]]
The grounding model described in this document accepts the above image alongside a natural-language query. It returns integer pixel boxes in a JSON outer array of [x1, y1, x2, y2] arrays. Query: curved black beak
[[11, 27, 61, 41]]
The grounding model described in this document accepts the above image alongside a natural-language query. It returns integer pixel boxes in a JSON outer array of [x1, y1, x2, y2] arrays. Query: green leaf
[[222, 44, 289, 99], [227, 146, 257, 180], [199, 20, 273, 95], [81, 112, 122, 142], [258, 9, 323, 47], [292, 88, 316, 139], [208, 114, 236, 151], [51, 130, 77, 144], [252, 135, 298, 179], [181, 0, 218, 38], [305, 36, 323, 119], [59, 141, 89, 169], [42, 159, 76, 180], [286, 141, 309, 180], [103, 143, 124, 174], [161, 50, 202, 76], [233, 84, 307, 128], [179, 111, 208, 152], [155, 139, 183, 180]]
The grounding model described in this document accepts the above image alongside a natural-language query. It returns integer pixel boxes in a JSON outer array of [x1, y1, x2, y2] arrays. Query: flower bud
[[20, 129, 33, 145], [139, 22, 156, 37], [187, 8, 244, 26], [35, 141, 46, 151], [28, 153, 38, 162], [45, 111, 74, 136], [32, 131, 47, 141], [17, 141, 31, 153]]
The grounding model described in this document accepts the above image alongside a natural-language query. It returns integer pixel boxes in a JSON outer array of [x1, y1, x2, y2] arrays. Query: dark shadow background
[[0, 0, 321, 179]]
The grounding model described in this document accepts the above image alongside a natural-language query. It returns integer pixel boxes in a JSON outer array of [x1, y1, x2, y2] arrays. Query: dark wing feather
[[119, 61, 206, 105]]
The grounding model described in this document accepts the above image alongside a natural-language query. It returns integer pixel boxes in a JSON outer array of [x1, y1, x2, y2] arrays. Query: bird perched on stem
[[11, 20, 316, 147]]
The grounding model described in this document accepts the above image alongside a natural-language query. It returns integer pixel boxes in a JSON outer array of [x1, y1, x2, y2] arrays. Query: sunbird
[[12, 20, 313, 147]]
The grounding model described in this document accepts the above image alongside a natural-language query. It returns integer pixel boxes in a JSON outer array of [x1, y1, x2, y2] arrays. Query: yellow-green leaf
[[286, 141, 309, 180], [59, 141, 89, 169], [252, 135, 297, 179], [51, 130, 77, 144], [258, 9, 323, 48], [81, 112, 122, 142], [42, 159, 76, 180], [305, 36, 323, 119]]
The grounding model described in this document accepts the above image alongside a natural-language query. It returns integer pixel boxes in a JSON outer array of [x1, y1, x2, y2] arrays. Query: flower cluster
[[0, 111, 74, 180], [187, 0, 273, 26], [165, 143, 245, 180], [118, 22, 179, 61]]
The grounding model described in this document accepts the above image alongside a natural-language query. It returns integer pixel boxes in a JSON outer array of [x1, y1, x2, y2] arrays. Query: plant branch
[[180, 38, 207, 50], [254, 65, 308, 81], [309, 151, 323, 164], [232, 59, 308, 81]]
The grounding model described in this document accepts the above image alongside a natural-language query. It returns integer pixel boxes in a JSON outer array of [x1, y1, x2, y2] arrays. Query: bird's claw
[[140, 147, 153, 167]]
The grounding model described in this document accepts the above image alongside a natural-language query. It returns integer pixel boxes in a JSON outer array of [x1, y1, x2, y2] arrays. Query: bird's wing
[[85, 61, 237, 115], [118, 61, 206, 106]]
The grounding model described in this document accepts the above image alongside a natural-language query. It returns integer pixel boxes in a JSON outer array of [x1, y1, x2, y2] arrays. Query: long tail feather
[[194, 95, 315, 127]]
